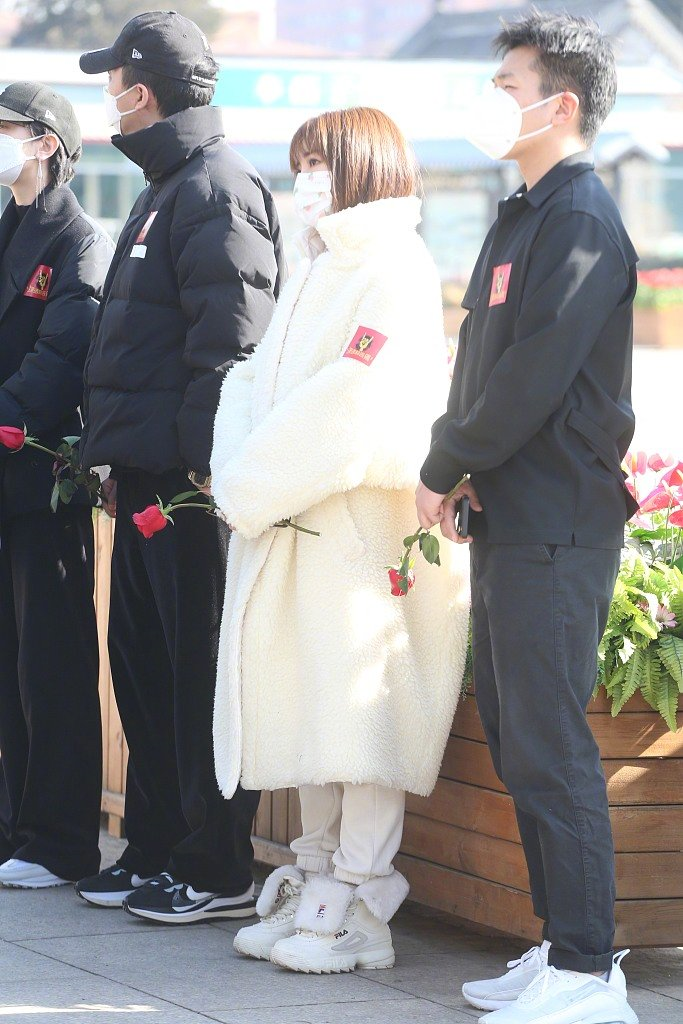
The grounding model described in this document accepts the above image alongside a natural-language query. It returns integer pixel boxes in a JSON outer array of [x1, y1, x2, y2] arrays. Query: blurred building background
[[0, 0, 682, 349]]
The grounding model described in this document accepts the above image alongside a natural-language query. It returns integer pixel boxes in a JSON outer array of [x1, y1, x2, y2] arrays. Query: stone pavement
[[0, 833, 680, 1023]]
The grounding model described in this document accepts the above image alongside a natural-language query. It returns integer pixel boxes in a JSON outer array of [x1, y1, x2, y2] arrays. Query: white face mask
[[464, 86, 567, 161], [103, 84, 139, 132], [0, 132, 48, 187], [293, 170, 333, 227]]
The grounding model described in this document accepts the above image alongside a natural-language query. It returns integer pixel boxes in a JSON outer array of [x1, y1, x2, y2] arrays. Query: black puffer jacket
[[0, 184, 113, 518], [80, 105, 285, 476]]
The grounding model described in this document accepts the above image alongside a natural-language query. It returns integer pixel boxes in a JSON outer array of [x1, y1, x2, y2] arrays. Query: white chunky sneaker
[[270, 898, 395, 974], [463, 941, 550, 1011], [0, 858, 69, 889], [480, 950, 639, 1024], [234, 868, 305, 960]]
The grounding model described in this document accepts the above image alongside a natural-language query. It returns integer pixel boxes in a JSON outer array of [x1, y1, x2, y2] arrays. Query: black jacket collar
[[0, 183, 83, 322], [518, 151, 595, 209], [112, 105, 225, 186]]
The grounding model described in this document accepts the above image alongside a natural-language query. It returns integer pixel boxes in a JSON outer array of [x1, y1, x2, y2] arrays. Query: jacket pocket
[[326, 492, 366, 563], [567, 408, 639, 517]]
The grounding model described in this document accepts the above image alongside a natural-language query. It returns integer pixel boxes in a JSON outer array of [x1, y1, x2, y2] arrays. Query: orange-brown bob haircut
[[289, 106, 422, 213]]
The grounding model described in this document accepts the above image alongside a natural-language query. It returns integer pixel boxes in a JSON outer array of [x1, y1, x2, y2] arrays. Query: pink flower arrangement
[[623, 450, 683, 567]]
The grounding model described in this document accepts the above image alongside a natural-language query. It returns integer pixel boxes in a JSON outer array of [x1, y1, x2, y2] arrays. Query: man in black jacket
[[417, 13, 639, 1024], [76, 12, 285, 922], [0, 82, 113, 889]]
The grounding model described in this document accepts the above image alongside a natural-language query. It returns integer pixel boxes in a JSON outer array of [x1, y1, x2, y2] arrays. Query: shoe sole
[[475, 1008, 639, 1024], [577, 1016, 639, 1024], [123, 902, 258, 924], [270, 946, 395, 974], [1, 878, 70, 889], [233, 940, 275, 961], [463, 995, 516, 1011], [76, 888, 133, 908]]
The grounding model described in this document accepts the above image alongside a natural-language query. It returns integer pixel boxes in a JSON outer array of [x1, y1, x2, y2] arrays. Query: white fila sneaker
[[480, 950, 639, 1024], [234, 866, 305, 960], [463, 941, 550, 1011], [270, 897, 395, 974], [0, 858, 69, 889]]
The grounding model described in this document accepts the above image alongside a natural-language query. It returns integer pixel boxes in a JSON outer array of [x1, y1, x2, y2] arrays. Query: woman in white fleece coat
[[211, 108, 469, 973]]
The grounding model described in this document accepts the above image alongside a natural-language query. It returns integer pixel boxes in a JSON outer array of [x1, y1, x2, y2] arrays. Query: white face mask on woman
[[464, 85, 568, 161], [103, 84, 139, 133], [293, 170, 333, 227], [0, 132, 48, 187]]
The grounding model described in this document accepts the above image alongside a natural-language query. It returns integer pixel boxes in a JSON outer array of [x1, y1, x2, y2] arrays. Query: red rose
[[132, 504, 169, 539], [388, 567, 415, 597], [0, 426, 26, 451]]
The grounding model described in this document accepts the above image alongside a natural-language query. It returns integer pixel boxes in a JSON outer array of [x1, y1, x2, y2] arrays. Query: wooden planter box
[[95, 514, 683, 945], [633, 306, 683, 348], [251, 690, 683, 948]]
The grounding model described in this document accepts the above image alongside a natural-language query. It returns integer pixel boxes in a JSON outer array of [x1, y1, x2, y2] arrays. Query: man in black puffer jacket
[[0, 82, 113, 889], [76, 13, 285, 922]]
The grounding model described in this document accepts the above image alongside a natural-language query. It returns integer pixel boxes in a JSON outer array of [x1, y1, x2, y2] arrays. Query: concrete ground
[[0, 832, 680, 1024]]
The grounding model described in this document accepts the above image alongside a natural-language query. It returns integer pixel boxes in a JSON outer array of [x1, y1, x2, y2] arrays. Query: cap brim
[[0, 103, 33, 123], [79, 47, 121, 74]]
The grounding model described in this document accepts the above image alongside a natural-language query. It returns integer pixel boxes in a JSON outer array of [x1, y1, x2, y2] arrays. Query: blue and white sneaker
[[123, 873, 257, 923], [76, 864, 152, 907]]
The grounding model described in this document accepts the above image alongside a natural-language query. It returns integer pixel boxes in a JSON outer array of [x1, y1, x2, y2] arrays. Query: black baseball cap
[[80, 11, 217, 86], [0, 81, 81, 157]]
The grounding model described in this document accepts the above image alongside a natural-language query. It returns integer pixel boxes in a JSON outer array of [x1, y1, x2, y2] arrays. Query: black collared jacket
[[421, 153, 639, 548], [79, 105, 285, 478], [0, 185, 113, 518]]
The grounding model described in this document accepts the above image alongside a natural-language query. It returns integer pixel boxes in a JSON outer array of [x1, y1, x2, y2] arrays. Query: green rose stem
[[391, 476, 471, 591], [275, 518, 321, 537], [160, 495, 321, 537], [23, 438, 66, 461]]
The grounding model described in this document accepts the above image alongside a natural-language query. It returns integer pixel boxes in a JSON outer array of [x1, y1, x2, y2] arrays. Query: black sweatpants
[[0, 506, 101, 880], [470, 540, 620, 974], [109, 469, 260, 894]]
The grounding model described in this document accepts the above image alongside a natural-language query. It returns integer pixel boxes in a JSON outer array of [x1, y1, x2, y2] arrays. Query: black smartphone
[[456, 495, 470, 538]]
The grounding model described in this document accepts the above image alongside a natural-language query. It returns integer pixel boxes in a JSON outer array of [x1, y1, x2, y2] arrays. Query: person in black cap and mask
[[0, 83, 113, 890], [75, 12, 285, 923]]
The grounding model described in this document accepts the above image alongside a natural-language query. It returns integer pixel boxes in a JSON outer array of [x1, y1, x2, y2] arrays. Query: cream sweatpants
[[290, 783, 406, 885]]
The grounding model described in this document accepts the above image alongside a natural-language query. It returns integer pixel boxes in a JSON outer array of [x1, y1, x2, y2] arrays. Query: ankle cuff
[[256, 864, 304, 918], [295, 875, 353, 935], [548, 948, 615, 973]]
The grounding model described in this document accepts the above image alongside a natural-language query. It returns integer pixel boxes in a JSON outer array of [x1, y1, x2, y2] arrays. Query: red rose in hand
[[0, 426, 26, 451], [132, 504, 168, 539], [388, 567, 415, 597]]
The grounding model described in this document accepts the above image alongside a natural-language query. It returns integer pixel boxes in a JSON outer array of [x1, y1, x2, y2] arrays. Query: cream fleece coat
[[211, 196, 470, 800]]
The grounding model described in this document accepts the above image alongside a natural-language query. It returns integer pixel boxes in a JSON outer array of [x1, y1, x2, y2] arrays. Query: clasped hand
[[415, 479, 482, 544]]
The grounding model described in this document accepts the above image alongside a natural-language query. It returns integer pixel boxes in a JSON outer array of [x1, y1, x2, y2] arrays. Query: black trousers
[[109, 469, 260, 894], [470, 540, 620, 974], [0, 506, 101, 880]]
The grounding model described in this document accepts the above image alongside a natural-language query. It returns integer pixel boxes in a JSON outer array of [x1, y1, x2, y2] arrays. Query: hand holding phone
[[456, 495, 470, 539]]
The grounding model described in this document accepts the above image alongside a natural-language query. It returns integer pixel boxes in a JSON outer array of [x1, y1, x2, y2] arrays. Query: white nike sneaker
[[480, 950, 639, 1024], [0, 858, 69, 889], [234, 869, 304, 960], [463, 941, 550, 1011], [270, 898, 395, 974]]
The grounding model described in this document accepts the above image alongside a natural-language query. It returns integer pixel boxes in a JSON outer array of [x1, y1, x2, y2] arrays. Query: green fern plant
[[597, 551, 683, 730]]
